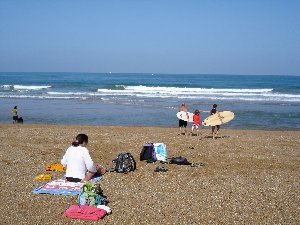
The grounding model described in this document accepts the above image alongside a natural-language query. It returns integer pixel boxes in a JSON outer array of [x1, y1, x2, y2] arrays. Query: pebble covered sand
[[0, 124, 299, 224]]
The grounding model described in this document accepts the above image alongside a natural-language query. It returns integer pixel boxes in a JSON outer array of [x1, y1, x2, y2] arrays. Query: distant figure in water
[[210, 104, 220, 139], [12, 106, 18, 124]]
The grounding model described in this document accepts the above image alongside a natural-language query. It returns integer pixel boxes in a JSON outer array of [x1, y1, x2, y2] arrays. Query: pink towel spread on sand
[[64, 205, 107, 221]]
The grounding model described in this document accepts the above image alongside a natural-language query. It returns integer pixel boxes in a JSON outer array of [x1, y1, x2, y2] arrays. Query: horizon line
[[0, 71, 299, 76]]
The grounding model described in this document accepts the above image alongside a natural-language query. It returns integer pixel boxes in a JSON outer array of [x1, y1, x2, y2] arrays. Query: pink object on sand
[[64, 205, 107, 221]]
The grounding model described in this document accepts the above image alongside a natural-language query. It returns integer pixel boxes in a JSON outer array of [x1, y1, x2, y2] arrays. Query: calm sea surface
[[1, 72, 299, 130]]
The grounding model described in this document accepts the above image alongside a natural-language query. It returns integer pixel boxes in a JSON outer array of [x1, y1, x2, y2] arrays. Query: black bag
[[170, 156, 191, 165], [140, 143, 156, 162], [113, 152, 136, 173]]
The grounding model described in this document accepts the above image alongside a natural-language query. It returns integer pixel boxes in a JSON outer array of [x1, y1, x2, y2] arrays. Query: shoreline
[[1, 124, 299, 224], [2, 122, 300, 132]]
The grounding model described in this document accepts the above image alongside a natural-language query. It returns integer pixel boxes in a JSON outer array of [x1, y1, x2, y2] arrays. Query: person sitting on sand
[[178, 103, 188, 135], [210, 104, 220, 139], [61, 134, 106, 182], [191, 109, 201, 136]]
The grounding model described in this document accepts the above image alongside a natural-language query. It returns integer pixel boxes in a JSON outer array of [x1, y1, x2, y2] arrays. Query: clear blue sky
[[0, 0, 299, 75]]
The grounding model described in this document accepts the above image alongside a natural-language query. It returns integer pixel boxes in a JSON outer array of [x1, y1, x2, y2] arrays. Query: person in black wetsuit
[[210, 104, 220, 139]]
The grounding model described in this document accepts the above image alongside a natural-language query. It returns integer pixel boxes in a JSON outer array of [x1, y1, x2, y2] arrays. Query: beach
[[0, 124, 299, 224]]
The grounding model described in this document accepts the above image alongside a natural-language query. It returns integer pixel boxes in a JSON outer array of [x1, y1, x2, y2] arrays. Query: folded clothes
[[64, 205, 107, 221], [45, 163, 66, 172]]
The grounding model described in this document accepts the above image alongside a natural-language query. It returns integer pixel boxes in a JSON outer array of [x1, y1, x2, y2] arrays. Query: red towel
[[64, 205, 107, 221]]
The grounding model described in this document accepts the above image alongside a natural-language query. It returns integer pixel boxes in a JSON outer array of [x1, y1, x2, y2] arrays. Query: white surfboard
[[176, 111, 194, 122], [202, 111, 234, 126]]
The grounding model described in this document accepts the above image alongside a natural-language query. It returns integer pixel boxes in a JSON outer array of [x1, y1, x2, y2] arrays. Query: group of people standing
[[178, 103, 220, 139]]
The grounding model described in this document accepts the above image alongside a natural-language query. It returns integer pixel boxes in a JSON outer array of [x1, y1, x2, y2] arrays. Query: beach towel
[[32, 176, 101, 196], [64, 205, 107, 221]]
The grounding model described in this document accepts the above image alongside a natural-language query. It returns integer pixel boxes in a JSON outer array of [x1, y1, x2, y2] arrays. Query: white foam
[[0, 94, 86, 100], [96, 86, 300, 102], [14, 85, 51, 90], [1, 85, 13, 89], [2, 85, 299, 102], [48, 91, 87, 95]]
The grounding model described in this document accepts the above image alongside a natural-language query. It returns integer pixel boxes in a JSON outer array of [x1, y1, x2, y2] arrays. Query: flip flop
[[106, 168, 115, 173], [154, 167, 168, 172], [35, 174, 52, 181]]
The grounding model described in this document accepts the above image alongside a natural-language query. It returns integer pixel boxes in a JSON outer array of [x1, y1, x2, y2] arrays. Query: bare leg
[[81, 171, 96, 182], [215, 125, 220, 137], [81, 165, 106, 182], [179, 126, 185, 135], [96, 165, 106, 175], [191, 126, 195, 135], [212, 126, 216, 139]]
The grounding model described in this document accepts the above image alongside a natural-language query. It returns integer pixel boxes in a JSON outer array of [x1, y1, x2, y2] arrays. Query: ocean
[[0, 72, 300, 130]]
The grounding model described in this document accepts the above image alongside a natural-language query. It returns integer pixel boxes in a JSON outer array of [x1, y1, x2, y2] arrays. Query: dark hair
[[14, 106, 17, 109], [213, 104, 217, 108], [194, 109, 200, 115], [72, 134, 88, 147]]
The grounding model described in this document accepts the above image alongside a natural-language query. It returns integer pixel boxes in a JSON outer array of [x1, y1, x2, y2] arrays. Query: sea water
[[0, 72, 299, 130]]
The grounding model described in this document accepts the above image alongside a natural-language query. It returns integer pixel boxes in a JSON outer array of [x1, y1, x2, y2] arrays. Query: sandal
[[35, 174, 52, 181], [154, 167, 168, 172]]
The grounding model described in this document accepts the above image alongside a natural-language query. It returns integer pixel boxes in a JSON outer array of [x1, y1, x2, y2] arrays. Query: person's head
[[194, 109, 200, 115], [72, 134, 88, 147], [181, 103, 185, 106], [213, 104, 217, 109], [14, 106, 17, 109]]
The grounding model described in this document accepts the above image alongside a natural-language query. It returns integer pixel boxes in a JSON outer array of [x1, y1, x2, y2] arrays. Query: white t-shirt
[[61, 145, 97, 179]]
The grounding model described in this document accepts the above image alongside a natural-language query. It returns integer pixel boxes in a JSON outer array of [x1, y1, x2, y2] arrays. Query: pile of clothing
[[64, 205, 111, 221]]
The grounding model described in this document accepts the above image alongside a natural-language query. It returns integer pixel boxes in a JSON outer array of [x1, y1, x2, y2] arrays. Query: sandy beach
[[0, 124, 299, 224]]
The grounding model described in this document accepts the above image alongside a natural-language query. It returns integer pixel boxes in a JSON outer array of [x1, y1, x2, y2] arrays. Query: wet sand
[[0, 124, 299, 224]]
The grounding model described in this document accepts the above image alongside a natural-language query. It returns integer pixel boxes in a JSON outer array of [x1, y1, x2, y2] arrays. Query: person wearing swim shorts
[[178, 103, 188, 135]]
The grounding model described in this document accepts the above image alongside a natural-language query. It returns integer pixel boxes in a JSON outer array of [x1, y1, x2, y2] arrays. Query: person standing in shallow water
[[210, 104, 220, 139], [178, 103, 188, 135], [12, 106, 18, 124]]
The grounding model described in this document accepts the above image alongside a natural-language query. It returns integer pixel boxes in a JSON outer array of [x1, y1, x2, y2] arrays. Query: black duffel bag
[[169, 156, 191, 165]]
